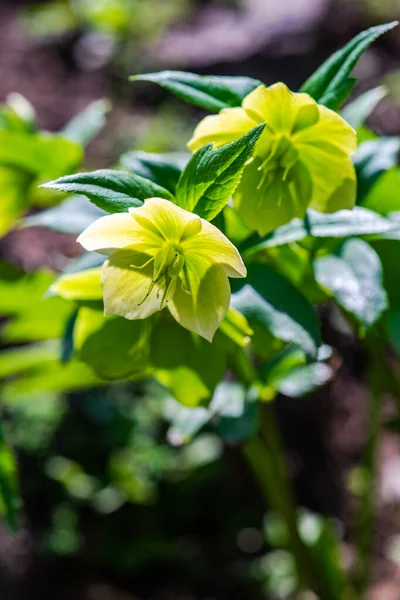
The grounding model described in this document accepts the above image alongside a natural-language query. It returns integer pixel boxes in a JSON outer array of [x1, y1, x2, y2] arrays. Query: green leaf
[[362, 167, 400, 216], [265, 244, 328, 305], [262, 346, 334, 398], [0, 267, 54, 314], [0, 342, 103, 402], [150, 319, 227, 407], [370, 239, 400, 309], [276, 363, 332, 398], [0, 267, 73, 343], [62, 99, 110, 147], [315, 238, 387, 328], [164, 381, 257, 444], [24, 195, 106, 234], [231, 264, 321, 358], [0, 422, 21, 532], [165, 399, 211, 445], [242, 207, 397, 256], [224, 204, 252, 244], [2, 296, 72, 344], [354, 138, 400, 203], [131, 71, 261, 112], [74, 306, 152, 379], [61, 310, 79, 364], [0, 166, 33, 236], [215, 384, 258, 443], [0, 130, 82, 176], [262, 347, 308, 384], [384, 309, 400, 354], [175, 124, 265, 221], [319, 78, 357, 112], [42, 169, 174, 213], [120, 151, 187, 194], [49, 268, 102, 302], [341, 86, 387, 129], [300, 22, 398, 110], [0, 341, 58, 379], [0, 93, 36, 133], [218, 307, 253, 348]]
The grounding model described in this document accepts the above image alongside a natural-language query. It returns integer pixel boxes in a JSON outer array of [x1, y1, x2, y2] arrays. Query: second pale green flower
[[77, 197, 246, 342], [188, 82, 357, 235]]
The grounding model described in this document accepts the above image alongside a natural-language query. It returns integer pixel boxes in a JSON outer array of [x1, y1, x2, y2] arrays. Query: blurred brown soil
[[0, 4, 106, 131], [1, 0, 400, 599]]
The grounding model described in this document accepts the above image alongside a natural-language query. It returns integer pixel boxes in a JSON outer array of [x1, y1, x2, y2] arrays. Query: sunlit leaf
[[151, 319, 227, 407], [300, 22, 398, 110], [132, 71, 261, 112], [341, 86, 387, 129], [363, 169, 400, 217], [74, 306, 152, 379], [0, 342, 103, 402], [176, 124, 265, 220], [232, 264, 321, 358], [120, 151, 187, 194], [355, 139, 400, 204], [315, 238, 387, 328], [215, 384, 258, 442], [0, 166, 33, 236], [42, 169, 174, 213], [218, 307, 253, 348], [0, 129, 82, 176], [242, 207, 397, 256]]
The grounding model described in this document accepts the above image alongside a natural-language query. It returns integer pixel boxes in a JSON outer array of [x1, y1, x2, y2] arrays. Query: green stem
[[234, 348, 312, 590], [236, 349, 353, 599], [244, 407, 312, 590], [234, 353, 306, 579], [353, 336, 384, 597]]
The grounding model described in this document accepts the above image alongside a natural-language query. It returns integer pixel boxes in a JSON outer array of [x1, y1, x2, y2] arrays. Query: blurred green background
[[0, 1, 400, 599]]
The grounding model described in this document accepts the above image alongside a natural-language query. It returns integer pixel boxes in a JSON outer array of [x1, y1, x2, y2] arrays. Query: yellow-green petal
[[187, 107, 257, 152], [181, 218, 246, 278], [187, 80, 358, 236], [129, 197, 195, 243], [102, 249, 171, 320], [242, 83, 314, 134], [300, 145, 356, 213], [234, 157, 312, 235], [78, 212, 160, 255], [168, 255, 230, 342], [49, 268, 103, 301], [294, 104, 357, 155]]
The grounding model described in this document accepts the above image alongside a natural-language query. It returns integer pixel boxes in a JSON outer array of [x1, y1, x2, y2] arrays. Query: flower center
[[135, 244, 187, 309], [256, 135, 299, 202]]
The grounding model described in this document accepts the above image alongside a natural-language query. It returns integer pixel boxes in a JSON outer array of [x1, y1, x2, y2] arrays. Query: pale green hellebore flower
[[77, 197, 246, 342], [188, 82, 357, 235]]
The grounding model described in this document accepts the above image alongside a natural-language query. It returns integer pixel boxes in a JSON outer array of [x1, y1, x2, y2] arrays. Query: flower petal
[[233, 157, 312, 235], [102, 249, 169, 320], [305, 150, 357, 212], [187, 107, 257, 152], [50, 268, 103, 300], [294, 104, 357, 155], [182, 218, 246, 278], [168, 255, 230, 342], [243, 83, 311, 134], [129, 197, 193, 243], [78, 212, 161, 255]]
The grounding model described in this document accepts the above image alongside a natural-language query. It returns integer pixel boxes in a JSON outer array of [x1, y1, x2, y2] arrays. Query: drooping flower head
[[77, 197, 246, 342], [188, 83, 357, 235]]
